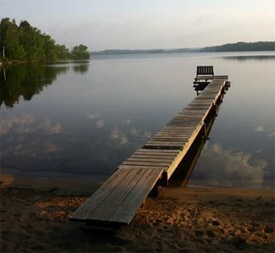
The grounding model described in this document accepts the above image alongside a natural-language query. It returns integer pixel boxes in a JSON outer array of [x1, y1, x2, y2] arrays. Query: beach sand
[[0, 174, 274, 253]]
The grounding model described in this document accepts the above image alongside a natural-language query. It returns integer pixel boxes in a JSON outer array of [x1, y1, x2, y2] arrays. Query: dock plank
[[70, 76, 229, 227], [108, 168, 163, 224], [121, 160, 171, 167], [70, 168, 132, 221], [86, 168, 145, 221]]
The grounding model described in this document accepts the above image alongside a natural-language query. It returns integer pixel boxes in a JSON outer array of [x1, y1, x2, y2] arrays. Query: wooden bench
[[193, 66, 215, 92], [194, 66, 214, 82]]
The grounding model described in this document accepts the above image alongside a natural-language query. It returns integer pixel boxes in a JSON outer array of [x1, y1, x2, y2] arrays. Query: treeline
[[201, 41, 275, 52], [0, 18, 90, 62], [91, 48, 198, 55], [92, 41, 275, 56], [0, 64, 67, 107]]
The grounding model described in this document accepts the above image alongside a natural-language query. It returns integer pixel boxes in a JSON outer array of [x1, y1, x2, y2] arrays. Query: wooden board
[[108, 168, 163, 224], [70, 76, 229, 227], [70, 167, 164, 224], [121, 160, 171, 167], [70, 168, 133, 221], [85, 168, 145, 221]]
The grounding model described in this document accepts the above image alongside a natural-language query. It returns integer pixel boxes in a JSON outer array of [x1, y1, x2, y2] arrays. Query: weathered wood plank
[[70, 76, 229, 227], [174, 114, 203, 118], [184, 106, 211, 110], [159, 128, 197, 133], [144, 144, 184, 149], [122, 160, 171, 166], [155, 132, 191, 136], [134, 151, 179, 156], [134, 149, 180, 154], [130, 153, 177, 159], [86, 168, 145, 221], [167, 120, 201, 124], [118, 165, 167, 169], [146, 140, 187, 144], [108, 168, 163, 224], [126, 157, 174, 162], [70, 168, 132, 221], [151, 137, 189, 141]]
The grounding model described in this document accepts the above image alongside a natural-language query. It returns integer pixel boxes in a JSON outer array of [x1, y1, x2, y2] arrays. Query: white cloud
[[0, 114, 36, 135], [3, 0, 275, 50], [254, 125, 275, 138], [192, 143, 267, 188], [110, 128, 128, 145], [44, 141, 62, 153], [41, 119, 62, 134], [110, 128, 119, 140], [0, 115, 62, 135], [86, 113, 98, 120], [254, 125, 264, 132], [122, 119, 131, 125], [95, 119, 104, 129], [86, 113, 105, 129]]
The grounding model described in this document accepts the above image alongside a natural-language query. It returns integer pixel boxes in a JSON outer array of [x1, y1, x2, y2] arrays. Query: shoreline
[[1, 173, 274, 195], [0, 173, 274, 252]]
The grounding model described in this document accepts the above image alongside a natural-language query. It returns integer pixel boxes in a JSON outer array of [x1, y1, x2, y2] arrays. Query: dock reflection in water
[[0, 53, 274, 188]]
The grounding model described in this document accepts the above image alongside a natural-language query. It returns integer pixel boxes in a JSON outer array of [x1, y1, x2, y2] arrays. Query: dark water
[[1, 52, 274, 188]]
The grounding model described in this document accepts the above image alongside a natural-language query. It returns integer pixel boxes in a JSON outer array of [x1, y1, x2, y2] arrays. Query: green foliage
[[0, 18, 89, 62], [201, 41, 275, 52], [70, 44, 90, 60], [0, 64, 68, 107]]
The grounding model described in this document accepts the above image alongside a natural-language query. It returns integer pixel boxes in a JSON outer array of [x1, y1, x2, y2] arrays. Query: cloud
[[41, 119, 62, 134], [130, 127, 151, 139], [43, 141, 63, 153], [254, 125, 264, 132], [0, 114, 36, 135], [0, 114, 62, 136], [95, 119, 104, 129], [86, 113, 105, 129], [122, 119, 131, 125], [110, 128, 128, 145], [254, 125, 275, 138], [86, 113, 98, 120], [191, 143, 267, 188]]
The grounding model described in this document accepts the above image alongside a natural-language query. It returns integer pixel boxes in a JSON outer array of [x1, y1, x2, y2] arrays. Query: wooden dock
[[70, 72, 230, 228]]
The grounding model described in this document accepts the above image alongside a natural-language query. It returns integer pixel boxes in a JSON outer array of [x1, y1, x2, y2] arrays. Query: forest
[[0, 18, 90, 62], [200, 41, 275, 52], [92, 41, 275, 55]]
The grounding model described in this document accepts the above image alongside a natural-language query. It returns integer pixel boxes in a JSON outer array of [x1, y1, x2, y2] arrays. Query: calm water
[[1, 52, 275, 188]]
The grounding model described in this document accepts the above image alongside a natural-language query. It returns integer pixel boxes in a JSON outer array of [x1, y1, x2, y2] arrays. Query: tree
[[0, 18, 26, 60], [56, 44, 69, 60], [70, 44, 90, 60], [0, 18, 89, 62]]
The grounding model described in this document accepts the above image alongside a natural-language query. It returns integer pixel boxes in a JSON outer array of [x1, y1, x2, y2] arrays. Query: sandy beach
[[0, 174, 274, 253]]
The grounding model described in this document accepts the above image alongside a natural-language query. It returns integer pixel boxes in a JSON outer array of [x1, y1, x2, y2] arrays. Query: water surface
[[1, 52, 274, 188]]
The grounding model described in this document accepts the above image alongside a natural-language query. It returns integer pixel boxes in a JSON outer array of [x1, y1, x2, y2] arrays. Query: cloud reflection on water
[[0, 114, 65, 167], [0, 114, 36, 135], [254, 125, 275, 138], [190, 143, 267, 188], [86, 113, 105, 129], [0, 112, 153, 176]]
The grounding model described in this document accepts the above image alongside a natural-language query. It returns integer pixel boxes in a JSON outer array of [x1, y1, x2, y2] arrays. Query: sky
[[1, 0, 275, 51]]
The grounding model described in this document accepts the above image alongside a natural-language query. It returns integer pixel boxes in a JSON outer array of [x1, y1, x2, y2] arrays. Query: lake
[[1, 52, 274, 188]]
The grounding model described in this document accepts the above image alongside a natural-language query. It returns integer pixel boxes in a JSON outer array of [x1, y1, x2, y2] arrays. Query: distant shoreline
[[91, 41, 275, 55]]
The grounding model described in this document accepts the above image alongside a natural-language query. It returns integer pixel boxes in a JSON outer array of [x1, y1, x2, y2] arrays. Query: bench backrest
[[196, 66, 214, 76]]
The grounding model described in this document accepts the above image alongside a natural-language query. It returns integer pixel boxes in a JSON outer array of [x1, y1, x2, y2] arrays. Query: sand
[[0, 174, 274, 253]]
